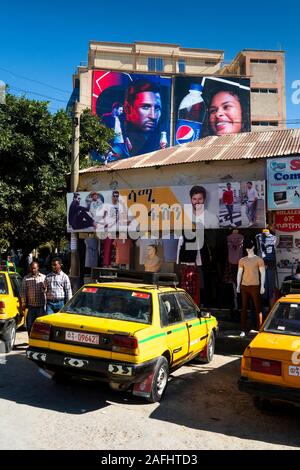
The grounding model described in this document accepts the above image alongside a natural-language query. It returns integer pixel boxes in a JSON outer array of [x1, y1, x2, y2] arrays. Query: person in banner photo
[[245, 181, 259, 227], [189, 185, 219, 229], [123, 79, 163, 157], [222, 183, 236, 227], [68, 193, 95, 231], [101, 102, 130, 159], [201, 78, 251, 137]]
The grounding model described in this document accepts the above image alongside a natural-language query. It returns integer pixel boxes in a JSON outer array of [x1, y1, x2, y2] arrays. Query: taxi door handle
[[188, 324, 193, 329], [167, 330, 172, 335]]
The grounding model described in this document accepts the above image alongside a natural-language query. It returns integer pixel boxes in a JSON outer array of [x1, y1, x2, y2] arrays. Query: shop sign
[[275, 210, 300, 232], [67, 181, 266, 234], [267, 157, 300, 210]]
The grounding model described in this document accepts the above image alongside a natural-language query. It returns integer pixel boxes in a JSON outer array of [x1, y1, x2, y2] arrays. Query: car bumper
[[26, 347, 158, 383], [239, 376, 300, 404]]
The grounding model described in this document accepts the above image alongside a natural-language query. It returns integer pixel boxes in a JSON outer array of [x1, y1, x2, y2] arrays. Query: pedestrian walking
[[45, 257, 72, 314], [21, 261, 46, 334]]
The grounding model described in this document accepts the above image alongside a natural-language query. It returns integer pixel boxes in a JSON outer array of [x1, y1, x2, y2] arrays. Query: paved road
[[0, 331, 300, 450]]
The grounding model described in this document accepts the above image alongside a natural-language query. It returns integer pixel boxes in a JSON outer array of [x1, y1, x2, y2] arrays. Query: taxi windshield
[[63, 286, 152, 324], [264, 302, 300, 336]]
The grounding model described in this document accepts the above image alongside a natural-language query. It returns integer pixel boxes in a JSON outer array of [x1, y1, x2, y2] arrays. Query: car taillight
[[112, 335, 138, 355], [0, 301, 5, 314], [30, 322, 51, 341], [251, 357, 282, 376]]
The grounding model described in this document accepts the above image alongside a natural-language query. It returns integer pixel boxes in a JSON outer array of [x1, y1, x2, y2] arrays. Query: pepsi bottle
[[175, 84, 206, 145]]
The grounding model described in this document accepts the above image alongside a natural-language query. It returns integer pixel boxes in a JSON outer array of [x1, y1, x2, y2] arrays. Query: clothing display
[[240, 285, 262, 331], [85, 237, 99, 268], [227, 233, 244, 265], [113, 239, 132, 265], [177, 235, 202, 266], [162, 236, 178, 263], [179, 264, 200, 306], [238, 255, 265, 286], [256, 232, 277, 262], [103, 238, 114, 266]]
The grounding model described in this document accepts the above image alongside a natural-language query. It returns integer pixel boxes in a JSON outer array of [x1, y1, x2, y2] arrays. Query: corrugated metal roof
[[80, 128, 300, 174]]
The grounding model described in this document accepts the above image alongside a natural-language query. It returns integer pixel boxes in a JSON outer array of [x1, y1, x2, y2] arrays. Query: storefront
[[69, 130, 300, 311]]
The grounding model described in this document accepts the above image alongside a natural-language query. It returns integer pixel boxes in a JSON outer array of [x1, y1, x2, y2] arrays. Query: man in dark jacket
[[68, 193, 94, 230]]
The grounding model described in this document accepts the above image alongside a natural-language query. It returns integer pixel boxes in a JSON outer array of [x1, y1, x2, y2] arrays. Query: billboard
[[92, 71, 171, 163], [267, 157, 300, 210], [174, 76, 251, 145], [67, 181, 265, 234]]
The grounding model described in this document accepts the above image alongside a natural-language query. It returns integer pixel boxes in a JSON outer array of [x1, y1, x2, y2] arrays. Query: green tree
[[0, 93, 113, 255]]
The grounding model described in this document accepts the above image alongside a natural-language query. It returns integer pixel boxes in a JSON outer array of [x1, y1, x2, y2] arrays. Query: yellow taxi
[[239, 294, 300, 409], [27, 270, 218, 402], [0, 262, 26, 352]]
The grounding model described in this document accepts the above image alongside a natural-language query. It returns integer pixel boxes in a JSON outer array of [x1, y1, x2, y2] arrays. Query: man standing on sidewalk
[[21, 261, 46, 334], [45, 258, 72, 314]]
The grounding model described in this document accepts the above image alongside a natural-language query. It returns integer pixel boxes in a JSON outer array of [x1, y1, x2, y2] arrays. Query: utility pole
[[70, 101, 81, 277]]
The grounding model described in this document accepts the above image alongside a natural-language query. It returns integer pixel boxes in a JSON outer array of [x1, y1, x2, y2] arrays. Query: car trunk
[[43, 312, 150, 360], [247, 332, 300, 388]]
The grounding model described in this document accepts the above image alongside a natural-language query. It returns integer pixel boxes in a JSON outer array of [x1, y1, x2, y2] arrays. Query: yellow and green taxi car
[[0, 263, 26, 352], [27, 271, 218, 402], [239, 294, 300, 409]]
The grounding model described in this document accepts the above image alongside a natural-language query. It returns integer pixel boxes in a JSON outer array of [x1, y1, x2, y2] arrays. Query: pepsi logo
[[176, 125, 195, 145]]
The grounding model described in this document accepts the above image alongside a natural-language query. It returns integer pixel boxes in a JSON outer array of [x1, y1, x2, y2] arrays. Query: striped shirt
[[45, 271, 72, 303], [21, 272, 46, 307]]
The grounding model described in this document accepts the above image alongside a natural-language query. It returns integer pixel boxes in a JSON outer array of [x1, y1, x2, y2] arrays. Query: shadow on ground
[[1, 335, 300, 448]]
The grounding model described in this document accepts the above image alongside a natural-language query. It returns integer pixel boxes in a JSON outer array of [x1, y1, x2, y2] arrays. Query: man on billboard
[[101, 102, 129, 159], [124, 79, 162, 157]]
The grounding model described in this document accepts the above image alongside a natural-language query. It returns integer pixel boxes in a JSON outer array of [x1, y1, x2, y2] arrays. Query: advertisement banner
[[173, 76, 251, 145], [67, 181, 265, 234], [267, 157, 300, 210], [92, 71, 171, 163]]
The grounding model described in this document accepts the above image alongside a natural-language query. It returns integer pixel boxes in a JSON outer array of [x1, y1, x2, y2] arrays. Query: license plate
[[65, 330, 99, 345], [288, 365, 300, 377]]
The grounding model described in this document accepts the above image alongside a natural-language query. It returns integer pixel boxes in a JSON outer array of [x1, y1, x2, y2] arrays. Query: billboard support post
[[70, 101, 81, 277]]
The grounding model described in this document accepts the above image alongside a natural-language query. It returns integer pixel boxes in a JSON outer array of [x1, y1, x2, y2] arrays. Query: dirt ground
[[0, 330, 300, 450]]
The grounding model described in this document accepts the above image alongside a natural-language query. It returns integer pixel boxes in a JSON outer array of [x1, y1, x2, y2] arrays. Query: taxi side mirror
[[200, 310, 211, 319]]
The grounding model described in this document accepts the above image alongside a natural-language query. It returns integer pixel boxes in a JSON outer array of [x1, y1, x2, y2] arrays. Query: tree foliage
[[0, 94, 112, 252]]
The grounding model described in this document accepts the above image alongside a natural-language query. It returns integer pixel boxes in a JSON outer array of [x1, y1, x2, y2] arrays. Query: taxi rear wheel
[[3, 320, 16, 353], [147, 356, 169, 403]]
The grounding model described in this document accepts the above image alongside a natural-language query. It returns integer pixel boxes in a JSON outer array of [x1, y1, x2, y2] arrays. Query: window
[[250, 59, 277, 64], [10, 275, 21, 297], [178, 59, 185, 73], [252, 121, 279, 127], [204, 60, 217, 65], [160, 294, 182, 326], [251, 88, 278, 94], [148, 57, 164, 72], [176, 293, 198, 320], [0, 274, 8, 295], [64, 287, 152, 324]]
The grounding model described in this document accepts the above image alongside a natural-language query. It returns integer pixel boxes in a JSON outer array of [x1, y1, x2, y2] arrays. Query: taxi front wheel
[[198, 331, 215, 364], [3, 320, 16, 353], [147, 356, 169, 403]]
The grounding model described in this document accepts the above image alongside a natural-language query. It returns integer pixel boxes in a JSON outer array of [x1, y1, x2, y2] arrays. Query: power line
[[10, 86, 68, 104], [0, 66, 72, 95]]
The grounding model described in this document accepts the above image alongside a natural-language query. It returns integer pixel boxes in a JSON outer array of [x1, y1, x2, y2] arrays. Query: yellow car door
[[159, 293, 189, 366], [175, 292, 208, 355], [8, 274, 24, 327]]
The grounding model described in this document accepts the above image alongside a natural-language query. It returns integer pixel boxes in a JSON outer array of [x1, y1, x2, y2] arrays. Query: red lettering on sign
[[290, 159, 300, 171]]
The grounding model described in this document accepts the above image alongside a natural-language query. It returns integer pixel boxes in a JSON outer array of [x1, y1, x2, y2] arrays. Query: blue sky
[[1, 0, 299, 125]]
